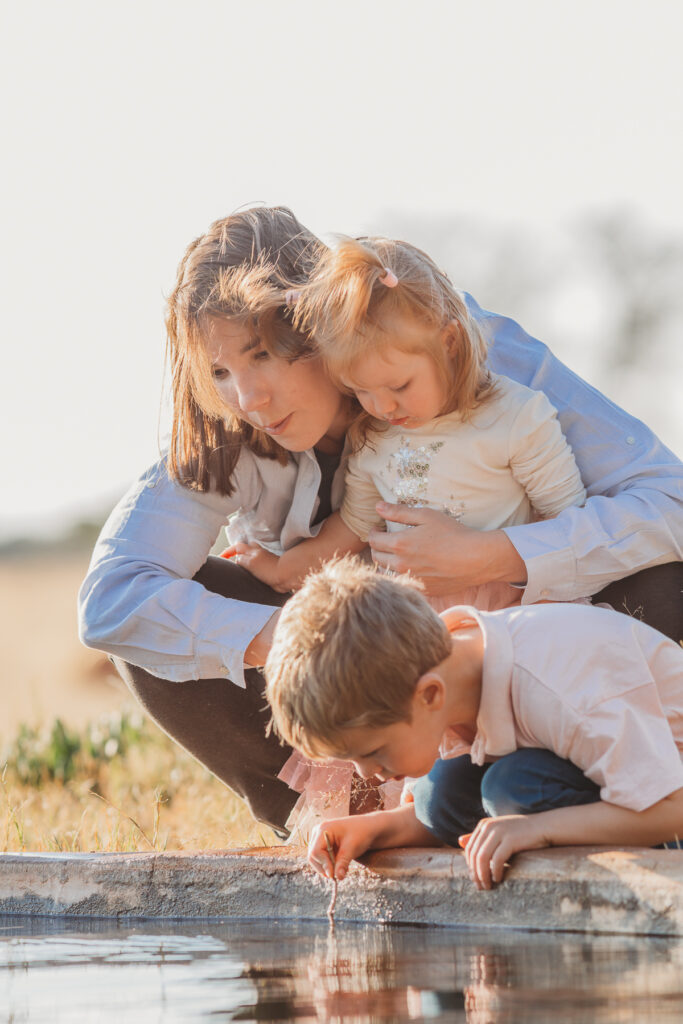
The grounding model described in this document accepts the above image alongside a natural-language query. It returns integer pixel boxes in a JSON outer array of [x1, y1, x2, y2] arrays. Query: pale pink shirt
[[439, 603, 683, 813]]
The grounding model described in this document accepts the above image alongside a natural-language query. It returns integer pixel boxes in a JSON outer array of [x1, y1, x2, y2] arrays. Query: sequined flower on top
[[386, 438, 444, 506]]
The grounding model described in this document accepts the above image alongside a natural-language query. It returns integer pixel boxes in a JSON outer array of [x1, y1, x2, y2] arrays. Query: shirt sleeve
[[470, 294, 683, 602], [507, 389, 586, 518], [77, 455, 277, 688], [567, 683, 683, 812], [339, 450, 384, 542]]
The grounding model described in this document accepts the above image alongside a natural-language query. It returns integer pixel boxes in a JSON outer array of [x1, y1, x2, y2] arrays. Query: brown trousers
[[115, 558, 683, 835]]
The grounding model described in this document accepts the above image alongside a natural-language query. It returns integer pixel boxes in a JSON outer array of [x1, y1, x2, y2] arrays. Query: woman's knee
[[193, 555, 289, 606], [593, 562, 683, 643]]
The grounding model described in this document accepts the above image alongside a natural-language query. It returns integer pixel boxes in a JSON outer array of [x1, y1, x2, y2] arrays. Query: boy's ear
[[414, 671, 446, 711]]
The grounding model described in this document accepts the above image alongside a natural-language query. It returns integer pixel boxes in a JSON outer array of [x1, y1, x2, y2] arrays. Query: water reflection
[[1, 915, 683, 1022]]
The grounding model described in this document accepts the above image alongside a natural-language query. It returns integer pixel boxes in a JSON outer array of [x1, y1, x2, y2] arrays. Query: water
[[2, 915, 683, 1023]]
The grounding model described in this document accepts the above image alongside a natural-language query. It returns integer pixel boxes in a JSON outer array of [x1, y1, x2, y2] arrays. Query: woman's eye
[[212, 367, 230, 381], [253, 349, 270, 362]]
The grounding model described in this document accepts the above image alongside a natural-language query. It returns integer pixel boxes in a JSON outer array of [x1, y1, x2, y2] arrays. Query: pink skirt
[[278, 752, 403, 843]]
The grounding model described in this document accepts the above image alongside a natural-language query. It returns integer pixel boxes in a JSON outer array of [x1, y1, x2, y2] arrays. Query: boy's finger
[[219, 547, 237, 559], [332, 851, 350, 880], [458, 833, 473, 849]]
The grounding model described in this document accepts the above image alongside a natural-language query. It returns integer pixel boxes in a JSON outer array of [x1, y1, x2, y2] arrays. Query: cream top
[[341, 374, 587, 542]]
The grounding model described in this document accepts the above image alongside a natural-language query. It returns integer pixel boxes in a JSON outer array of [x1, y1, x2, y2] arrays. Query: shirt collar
[[443, 606, 517, 766]]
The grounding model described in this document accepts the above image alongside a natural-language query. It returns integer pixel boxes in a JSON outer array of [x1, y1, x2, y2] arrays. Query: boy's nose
[[354, 761, 378, 781]]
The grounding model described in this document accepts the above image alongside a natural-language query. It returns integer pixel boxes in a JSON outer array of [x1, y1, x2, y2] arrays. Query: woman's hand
[[368, 503, 528, 595], [308, 815, 383, 881], [459, 814, 549, 890]]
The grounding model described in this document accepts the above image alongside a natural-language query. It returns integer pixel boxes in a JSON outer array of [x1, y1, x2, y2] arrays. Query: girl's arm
[[507, 387, 587, 517], [233, 512, 366, 593], [308, 804, 440, 881], [235, 446, 381, 591], [462, 787, 683, 890]]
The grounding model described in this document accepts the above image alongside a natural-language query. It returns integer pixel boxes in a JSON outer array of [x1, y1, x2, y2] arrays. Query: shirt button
[[626, 436, 635, 445], [541, 589, 550, 597]]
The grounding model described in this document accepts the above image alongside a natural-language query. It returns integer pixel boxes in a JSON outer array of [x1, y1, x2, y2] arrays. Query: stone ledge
[[1, 846, 682, 936]]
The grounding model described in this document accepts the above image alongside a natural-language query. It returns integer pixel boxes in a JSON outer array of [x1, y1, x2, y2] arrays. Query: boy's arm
[[233, 512, 366, 593], [462, 787, 683, 890], [308, 804, 439, 880]]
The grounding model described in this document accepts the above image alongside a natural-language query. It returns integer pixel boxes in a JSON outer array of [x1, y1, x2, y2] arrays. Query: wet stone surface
[[1, 846, 683, 936]]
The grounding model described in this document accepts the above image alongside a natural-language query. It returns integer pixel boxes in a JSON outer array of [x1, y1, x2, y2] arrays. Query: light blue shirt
[[78, 296, 683, 686]]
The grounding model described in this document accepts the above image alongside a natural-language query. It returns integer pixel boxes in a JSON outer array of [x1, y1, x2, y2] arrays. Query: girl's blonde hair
[[166, 206, 324, 495], [295, 237, 495, 449]]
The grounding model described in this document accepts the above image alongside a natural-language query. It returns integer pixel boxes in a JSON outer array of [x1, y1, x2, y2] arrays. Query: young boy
[[264, 557, 683, 890]]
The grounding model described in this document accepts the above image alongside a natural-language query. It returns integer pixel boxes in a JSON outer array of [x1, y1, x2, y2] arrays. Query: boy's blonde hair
[[265, 557, 452, 758], [294, 237, 496, 449], [166, 205, 325, 495]]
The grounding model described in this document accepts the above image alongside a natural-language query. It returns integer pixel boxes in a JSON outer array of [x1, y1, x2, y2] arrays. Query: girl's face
[[341, 336, 449, 430], [205, 318, 352, 453]]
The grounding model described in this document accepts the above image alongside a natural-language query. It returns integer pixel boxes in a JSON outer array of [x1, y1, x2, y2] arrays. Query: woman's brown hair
[[166, 206, 324, 495]]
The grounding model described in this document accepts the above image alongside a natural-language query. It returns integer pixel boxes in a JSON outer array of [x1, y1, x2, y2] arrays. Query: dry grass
[[1, 712, 279, 853], [0, 551, 279, 853]]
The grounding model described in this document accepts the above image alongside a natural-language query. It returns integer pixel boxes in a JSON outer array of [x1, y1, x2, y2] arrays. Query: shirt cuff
[[195, 602, 279, 689], [503, 518, 579, 603]]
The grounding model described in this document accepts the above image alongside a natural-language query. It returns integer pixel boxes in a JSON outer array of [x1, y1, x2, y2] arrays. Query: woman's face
[[205, 318, 351, 453]]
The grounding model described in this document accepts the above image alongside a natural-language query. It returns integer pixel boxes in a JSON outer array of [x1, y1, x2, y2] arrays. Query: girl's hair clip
[[379, 267, 398, 288], [284, 289, 301, 305]]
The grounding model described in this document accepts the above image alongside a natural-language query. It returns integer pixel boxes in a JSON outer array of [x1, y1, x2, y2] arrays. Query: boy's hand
[[233, 543, 289, 592], [459, 815, 549, 891], [308, 815, 380, 881]]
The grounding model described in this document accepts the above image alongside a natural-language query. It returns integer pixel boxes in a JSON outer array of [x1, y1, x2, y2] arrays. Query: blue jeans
[[412, 748, 600, 845], [412, 749, 681, 849]]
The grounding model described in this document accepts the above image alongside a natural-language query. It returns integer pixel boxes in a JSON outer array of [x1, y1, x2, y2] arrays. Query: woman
[[78, 206, 683, 837]]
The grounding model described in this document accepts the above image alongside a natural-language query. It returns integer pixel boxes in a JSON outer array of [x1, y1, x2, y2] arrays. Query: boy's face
[[320, 696, 445, 783]]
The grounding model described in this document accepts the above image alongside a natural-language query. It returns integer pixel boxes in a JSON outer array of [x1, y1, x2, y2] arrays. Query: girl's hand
[[459, 815, 549, 891], [368, 503, 527, 595], [233, 543, 290, 593], [308, 815, 381, 881]]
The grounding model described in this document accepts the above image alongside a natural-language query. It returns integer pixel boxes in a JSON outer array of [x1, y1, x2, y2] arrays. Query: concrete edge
[[1, 846, 682, 936]]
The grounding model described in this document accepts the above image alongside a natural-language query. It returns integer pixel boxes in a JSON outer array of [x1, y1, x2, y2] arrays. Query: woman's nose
[[234, 374, 270, 413]]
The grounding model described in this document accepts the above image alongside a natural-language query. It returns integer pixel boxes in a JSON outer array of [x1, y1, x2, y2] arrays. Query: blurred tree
[[576, 210, 683, 370]]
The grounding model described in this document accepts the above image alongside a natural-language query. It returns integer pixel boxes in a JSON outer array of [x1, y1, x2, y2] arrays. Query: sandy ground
[[0, 553, 131, 741]]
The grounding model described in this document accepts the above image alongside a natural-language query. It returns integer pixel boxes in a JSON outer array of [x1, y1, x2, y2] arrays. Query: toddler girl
[[235, 236, 586, 612], [232, 236, 587, 841]]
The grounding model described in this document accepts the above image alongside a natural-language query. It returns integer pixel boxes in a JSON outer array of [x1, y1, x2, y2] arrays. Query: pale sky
[[2, 0, 682, 539]]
